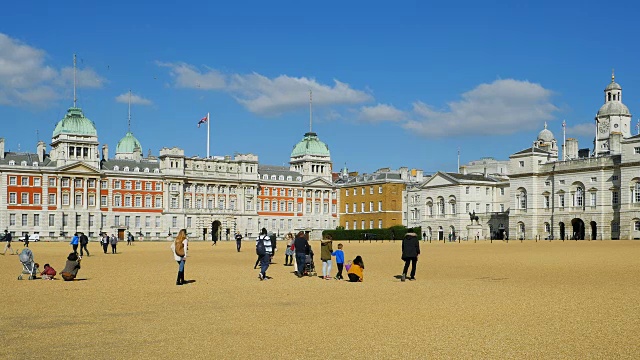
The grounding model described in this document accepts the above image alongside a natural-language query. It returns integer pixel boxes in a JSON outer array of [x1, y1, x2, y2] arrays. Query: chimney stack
[[0, 138, 4, 159], [37, 141, 46, 162], [102, 144, 109, 160]]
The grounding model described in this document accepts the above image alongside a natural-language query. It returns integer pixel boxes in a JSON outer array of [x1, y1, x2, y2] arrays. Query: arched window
[[113, 166, 119, 171], [608, 92, 611, 101], [635, 183, 640, 203], [516, 189, 527, 209], [438, 198, 445, 215], [123, 167, 129, 172]]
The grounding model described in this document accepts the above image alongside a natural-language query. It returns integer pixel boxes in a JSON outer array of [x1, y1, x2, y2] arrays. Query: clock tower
[[595, 71, 632, 156]]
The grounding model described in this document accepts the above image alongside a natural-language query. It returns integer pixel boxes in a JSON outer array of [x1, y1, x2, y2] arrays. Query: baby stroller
[[18, 248, 39, 280], [304, 249, 317, 277]]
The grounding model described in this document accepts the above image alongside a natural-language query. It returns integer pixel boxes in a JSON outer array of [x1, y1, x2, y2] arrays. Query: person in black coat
[[293, 231, 310, 277], [401, 230, 420, 282]]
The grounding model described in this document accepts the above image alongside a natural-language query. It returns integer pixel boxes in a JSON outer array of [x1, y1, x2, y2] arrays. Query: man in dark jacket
[[79, 233, 90, 257], [293, 231, 309, 277], [401, 230, 420, 282]]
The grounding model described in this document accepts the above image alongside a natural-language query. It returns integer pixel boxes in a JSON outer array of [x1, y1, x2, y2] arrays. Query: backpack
[[256, 236, 267, 256]]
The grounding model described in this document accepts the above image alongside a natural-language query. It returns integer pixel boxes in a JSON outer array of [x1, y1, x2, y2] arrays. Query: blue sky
[[1, 0, 639, 174]]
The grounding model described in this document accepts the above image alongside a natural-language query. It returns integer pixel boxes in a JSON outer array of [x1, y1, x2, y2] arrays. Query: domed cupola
[[595, 71, 633, 156], [537, 122, 555, 143], [52, 107, 98, 138], [115, 132, 142, 160], [290, 132, 331, 158]]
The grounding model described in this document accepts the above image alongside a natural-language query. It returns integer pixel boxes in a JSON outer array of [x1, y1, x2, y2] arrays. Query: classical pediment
[[421, 172, 458, 188], [303, 177, 334, 187], [56, 161, 102, 175]]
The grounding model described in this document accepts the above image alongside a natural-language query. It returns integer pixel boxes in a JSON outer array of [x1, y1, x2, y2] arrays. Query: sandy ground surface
[[1, 239, 639, 359]]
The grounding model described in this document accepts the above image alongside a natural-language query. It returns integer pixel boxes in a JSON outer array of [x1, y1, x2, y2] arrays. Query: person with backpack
[[256, 228, 272, 281], [171, 229, 188, 285], [79, 232, 90, 257]]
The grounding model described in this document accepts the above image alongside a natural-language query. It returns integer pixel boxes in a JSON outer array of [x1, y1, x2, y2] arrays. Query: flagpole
[[207, 112, 210, 158]]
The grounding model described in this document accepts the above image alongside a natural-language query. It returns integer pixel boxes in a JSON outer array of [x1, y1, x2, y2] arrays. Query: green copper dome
[[291, 132, 330, 158], [52, 107, 98, 138], [116, 132, 142, 154]]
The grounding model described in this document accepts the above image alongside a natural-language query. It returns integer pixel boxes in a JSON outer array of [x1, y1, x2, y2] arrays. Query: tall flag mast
[[309, 89, 313, 133], [128, 90, 132, 132], [73, 54, 77, 107]]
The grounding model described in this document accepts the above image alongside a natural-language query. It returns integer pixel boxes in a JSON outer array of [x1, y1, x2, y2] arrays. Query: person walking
[[332, 243, 345, 280], [23, 233, 30, 247], [171, 229, 188, 285], [1, 230, 16, 255], [110, 234, 118, 254], [256, 228, 272, 280], [293, 231, 309, 278], [235, 232, 243, 252], [70, 233, 79, 253], [79, 233, 90, 257], [401, 229, 420, 282], [284, 233, 294, 266], [320, 239, 333, 280], [127, 232, 133, 246], [100, 233, 109, 254]]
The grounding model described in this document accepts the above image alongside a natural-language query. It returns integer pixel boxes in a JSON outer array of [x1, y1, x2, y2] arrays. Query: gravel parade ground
[[1, 239, 639, 359]]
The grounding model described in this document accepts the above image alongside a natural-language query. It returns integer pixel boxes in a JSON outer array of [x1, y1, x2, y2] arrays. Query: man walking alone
[[401, 229, 420, 282]]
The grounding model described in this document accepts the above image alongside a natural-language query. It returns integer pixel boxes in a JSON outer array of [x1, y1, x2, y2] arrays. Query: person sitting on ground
[[40, 263, 57, 280], [347, 255, 365, 282], [61, 253, 81, 281]]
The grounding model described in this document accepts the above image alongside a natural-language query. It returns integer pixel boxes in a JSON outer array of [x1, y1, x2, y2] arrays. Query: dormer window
[[144, 168, 149, 172], [296, 176, 301, 181], [287, 176, 292, 181], [21, 161, 27, 166], [270, 175, 276, 180], [262, 175, 268, 180], [279, 175, 284, 181], [8, 160, 15, 165], [134, 167, 139, 172], [113, 166, 119, 171], [154, 169, 160, 173], [123, 167, 129, 172], [32, 162, 38, 167]]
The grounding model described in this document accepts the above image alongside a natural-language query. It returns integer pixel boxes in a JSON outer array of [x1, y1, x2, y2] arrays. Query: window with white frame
[[62, 193, 69, 205], [49, 177, 56, 187], [590, 192, 596, 206], [635, 221, 640, 231], [378, 186, 383, 194], [544, 223, 550, 233], [21, 193, 28, 204], [101, 196, 107, 207], [516, 190, 527, 209], [635, 183, 640, 203], [49, 214, 55, 226], [114, 195, 122, 207], [9, 214, 15, 226], [9, 176, 17, 185], [439, 198, 445, 214], [559, 194, 565, 207], [22, 214, 28, 226], [9, 193, 16, 204], [635, 147, 640, 154], [75, 194, 82, 206], [485, 204, 490, 213], [612, 190, 619, 205], [34, 178, 41, 187], [125, 196, 132, 207], [500, 204, 505, 212], [21, 177, 29, 186], [49, 194, 55, 205], [465, 187, 470, 194], [544, 195, 550, 209], [88, 194, 94, 206]]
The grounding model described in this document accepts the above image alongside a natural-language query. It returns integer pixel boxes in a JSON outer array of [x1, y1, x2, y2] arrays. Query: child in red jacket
[[40, 263, 57, 280]]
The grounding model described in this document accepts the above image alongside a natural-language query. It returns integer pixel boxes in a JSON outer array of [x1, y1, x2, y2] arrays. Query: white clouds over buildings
[[0, 33, 106, 107], [115, 92, 153, 106]]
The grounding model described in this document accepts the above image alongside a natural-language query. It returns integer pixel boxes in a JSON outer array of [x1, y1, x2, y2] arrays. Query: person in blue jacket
[[332, 243, 345, 280], [70, 233, 79, 254]]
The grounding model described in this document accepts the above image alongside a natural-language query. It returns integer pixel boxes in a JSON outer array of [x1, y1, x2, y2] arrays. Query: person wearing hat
[[61, 253, 82, 281]]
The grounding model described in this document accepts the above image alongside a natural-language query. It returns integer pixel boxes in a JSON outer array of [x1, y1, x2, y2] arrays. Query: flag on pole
[[562, 120, 566, 128], [197, 116, 208, 128]]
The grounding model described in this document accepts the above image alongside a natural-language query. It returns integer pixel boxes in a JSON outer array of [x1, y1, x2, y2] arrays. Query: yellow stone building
[[336, 167, 424, 231]]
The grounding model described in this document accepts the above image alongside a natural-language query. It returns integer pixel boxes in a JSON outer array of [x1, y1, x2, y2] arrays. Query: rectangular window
[[378, 219, 383, 229], [369, 202, 374, 212], [353, 220, 357, 230], [88, 179, 95, 188], [466, 203, 470, 213], [145, 182, 152, 191], [33, 193, 41, 205], [62, 193, 69, 205], [172, 216, 177, 228], [559, 180, 565, 184], [369, 186, 373, 194], [288, 219, 292, 229], [135, 196, 142, 207], [62, 178, 70, 187], [559, 194, 565, 207], [590, 177, 597, 182], [612, 175, 619, 181], [49, 194, 56, 205], [101, 180, 108, 189], [88, 195, 95, 206], [486, 204, 490, 213], [22, 214, 27, 226], [361, 220, 365, 229], [22, 177, 29, 186], [49, 177, 56, 187], [378, 201, 382, 211], [544, 195, 550, 209], [135, 216, 141, 228], [49, 214, 55, 226], [9, 193, 16, 204], [9, 176, 17, 185], [125, 181, 132, 190], [465, 187, 470, 194], [519, 161, 525, 167], [345, 190, 349, 197], [378, 186, 383, 194], [500, 204, 505, 212], [353, 188, 356, 195], [34, 178, 41, 187], [361, 202, 365, 212], [353, 203, 357, 213], [332, 204, 336, 214], [135, 181, 142, 190], [101, 196, 107, 207], [590, 193, 596, 206], [545, 181, 551, 186], [125, 216, 130, 227], [33, 214, 40, 226], [74, 179, 82, 188], [369, 220, 374, 229], [345, 204, 349, 213], [361, 188, 365, 195], [75, 194, 82, 206], [155, 183, 161, 191], [115, 216, 120, 226], [155, 216, 161, 228], [88, 214, 94, 227], [612, 191, 619, 205], [9, 214, 16, 226], [635, 147, 640, 154], [486, 188, 490, 195], [101, 214, 106, 228], [21, 193, 28, 204]]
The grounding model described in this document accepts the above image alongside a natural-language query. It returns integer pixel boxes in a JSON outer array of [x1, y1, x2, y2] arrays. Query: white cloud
[[0, 33, 106, 107], [358, 103, 405, 123], [115, 92, 153, 106], [157, 62, 225, 90], [159, 62, 372, 116], [566, 122, 595, 137], [403, 79, 559, 137]]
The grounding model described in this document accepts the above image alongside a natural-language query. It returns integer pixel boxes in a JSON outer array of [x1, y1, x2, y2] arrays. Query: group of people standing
[[100, 233, 119, 254]]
